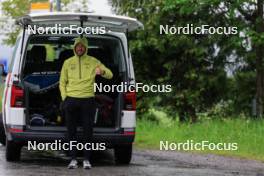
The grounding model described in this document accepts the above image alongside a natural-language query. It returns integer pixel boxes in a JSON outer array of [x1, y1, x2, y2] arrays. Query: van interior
[[22, 35, 127, 129]]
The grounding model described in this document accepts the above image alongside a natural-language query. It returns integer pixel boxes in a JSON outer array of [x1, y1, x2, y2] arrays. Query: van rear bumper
[[8, 131, 135, 147]]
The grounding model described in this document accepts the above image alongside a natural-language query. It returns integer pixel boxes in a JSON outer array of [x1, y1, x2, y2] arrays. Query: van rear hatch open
[[15, 12, 142, 131], [16, 12, 144, 32]]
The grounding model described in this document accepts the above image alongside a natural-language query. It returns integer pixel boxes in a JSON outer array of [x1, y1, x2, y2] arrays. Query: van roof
[[16, 12, 143, 33]]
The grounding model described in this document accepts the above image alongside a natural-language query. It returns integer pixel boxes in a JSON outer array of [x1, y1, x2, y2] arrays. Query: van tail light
[[124, 91, 136, 110], [11, 85, 24, 107]]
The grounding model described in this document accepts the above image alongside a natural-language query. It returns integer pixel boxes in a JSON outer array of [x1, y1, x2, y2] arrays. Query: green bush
[[143, 108, 173, 127], [206, 100, 235, 119]]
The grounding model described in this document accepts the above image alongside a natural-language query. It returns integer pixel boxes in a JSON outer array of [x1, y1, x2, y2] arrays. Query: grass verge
[[135, 118, 264, 161]]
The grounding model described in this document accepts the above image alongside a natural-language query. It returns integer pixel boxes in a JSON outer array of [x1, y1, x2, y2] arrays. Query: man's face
[[75, 43, 86, 56]]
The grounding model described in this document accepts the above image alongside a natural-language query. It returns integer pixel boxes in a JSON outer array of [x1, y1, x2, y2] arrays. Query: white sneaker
[[68, 159, 78, 169], [83, 160, 92, 169]]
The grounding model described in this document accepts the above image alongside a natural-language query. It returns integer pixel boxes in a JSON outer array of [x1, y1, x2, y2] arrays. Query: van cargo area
[[22, 35, 127, 129]]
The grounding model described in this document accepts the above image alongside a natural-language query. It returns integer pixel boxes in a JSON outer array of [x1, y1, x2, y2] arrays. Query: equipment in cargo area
[[23, 72, 115, 127], [95, 94, 115, 126], [23, 72, 60, 94]]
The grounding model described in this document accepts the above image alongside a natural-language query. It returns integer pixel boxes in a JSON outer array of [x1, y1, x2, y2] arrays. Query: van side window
[[8, 37, 21, 73]]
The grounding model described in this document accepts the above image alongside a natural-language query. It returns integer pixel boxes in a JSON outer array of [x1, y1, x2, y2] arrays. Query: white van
[[0, 12, 143, 164]]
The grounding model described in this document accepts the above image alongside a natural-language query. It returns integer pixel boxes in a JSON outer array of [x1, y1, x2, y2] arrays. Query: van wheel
[[6, 139, 22, 162], [0, 113, 6, 145], [114, 144, 132, 165]]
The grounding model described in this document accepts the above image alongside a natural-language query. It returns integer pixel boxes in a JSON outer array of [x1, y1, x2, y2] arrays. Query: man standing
[[59, 37, 113, 169]]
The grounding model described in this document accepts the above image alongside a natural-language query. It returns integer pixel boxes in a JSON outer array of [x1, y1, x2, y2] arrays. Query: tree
[[112, 0, 264, 120], [1, 0, 30, 45], [1, 0, 72, 45], [255, 0, 264, 117]]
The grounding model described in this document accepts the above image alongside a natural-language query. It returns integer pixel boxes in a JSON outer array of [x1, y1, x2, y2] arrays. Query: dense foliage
[[112, 0, 264, 121]]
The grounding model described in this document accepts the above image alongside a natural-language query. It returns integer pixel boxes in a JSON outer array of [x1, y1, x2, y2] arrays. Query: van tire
[[0, 113, 6, 145], [114, 144, 132, 165], [6, 139, 22, 162]]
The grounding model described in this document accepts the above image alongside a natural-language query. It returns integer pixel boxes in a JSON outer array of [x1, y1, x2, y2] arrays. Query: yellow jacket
[[59, 37, 113, 100]]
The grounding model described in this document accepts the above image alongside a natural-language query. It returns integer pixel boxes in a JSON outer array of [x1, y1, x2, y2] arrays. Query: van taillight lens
[[124, 91, 136, 110], [11, 85, 24, 107]]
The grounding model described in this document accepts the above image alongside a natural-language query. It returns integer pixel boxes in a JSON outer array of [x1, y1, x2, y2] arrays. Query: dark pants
[[63, 97, 95, 160]]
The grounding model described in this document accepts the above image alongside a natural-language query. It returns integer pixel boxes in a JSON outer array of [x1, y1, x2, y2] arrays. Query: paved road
[[0, 144, 264, 176]]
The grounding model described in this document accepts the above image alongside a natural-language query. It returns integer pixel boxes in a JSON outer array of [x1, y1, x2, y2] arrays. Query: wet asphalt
[[0, 144, 264, 176]]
